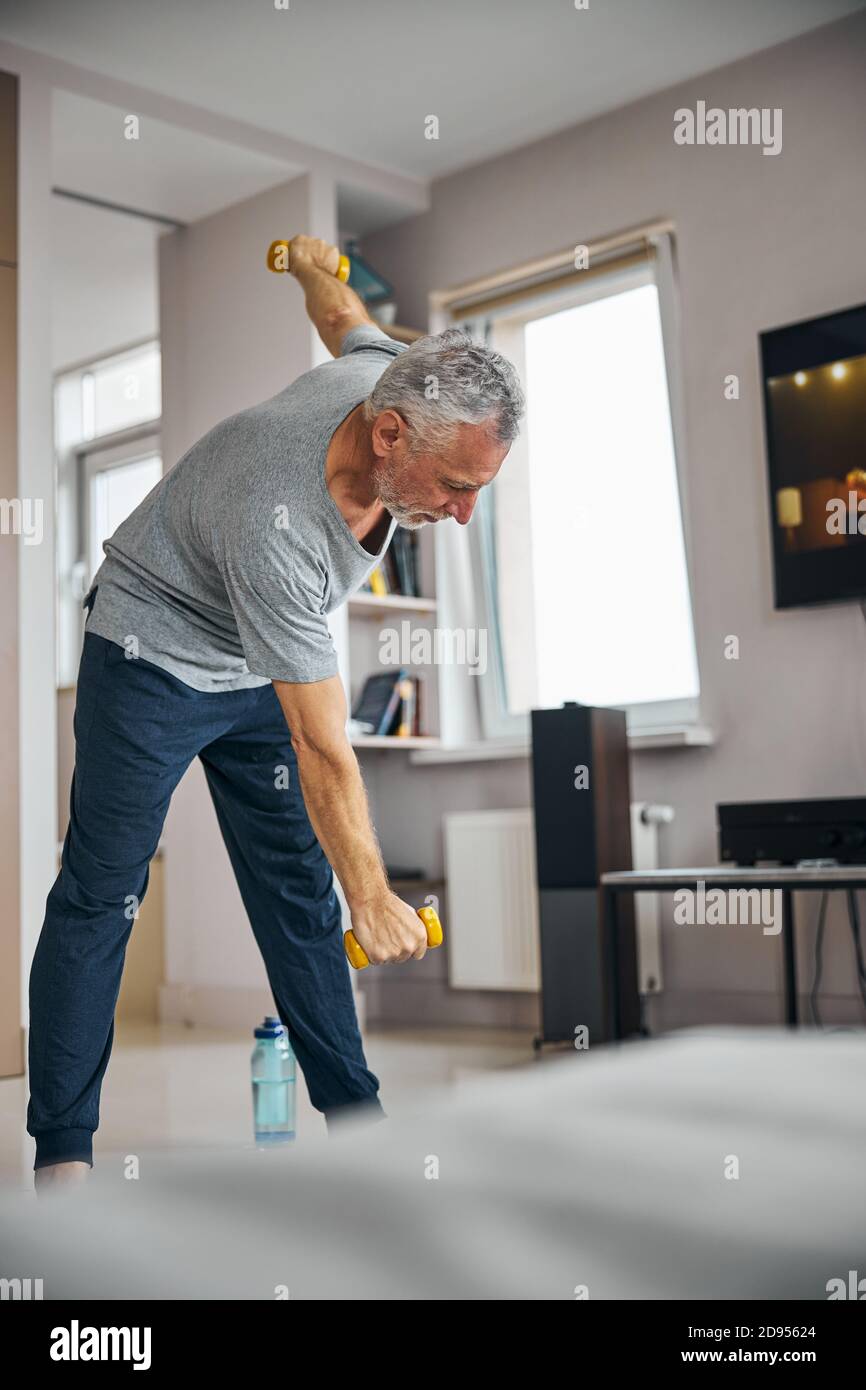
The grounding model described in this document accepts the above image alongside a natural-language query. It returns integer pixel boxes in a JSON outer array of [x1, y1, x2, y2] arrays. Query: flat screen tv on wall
[[760, 301, 866, 609]]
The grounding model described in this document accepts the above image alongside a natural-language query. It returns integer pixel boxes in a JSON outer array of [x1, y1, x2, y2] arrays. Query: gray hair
[[363, 327, 525, 453]]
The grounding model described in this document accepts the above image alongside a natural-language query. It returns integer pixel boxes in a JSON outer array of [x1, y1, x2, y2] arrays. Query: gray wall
[[360, 13, 866, 1031]]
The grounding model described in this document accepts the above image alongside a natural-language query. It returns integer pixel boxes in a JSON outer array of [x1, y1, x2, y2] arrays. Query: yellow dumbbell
[[266, 239, 351, 282], [344, 904, 443, 970]]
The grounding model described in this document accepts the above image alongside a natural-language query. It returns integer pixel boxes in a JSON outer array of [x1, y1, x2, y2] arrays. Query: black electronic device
[[760, 300, 866, 609], [718, 797, 866, 866]]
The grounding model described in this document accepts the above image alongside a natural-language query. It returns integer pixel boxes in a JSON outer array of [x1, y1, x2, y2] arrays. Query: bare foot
[[34, 1161, 91, 1196]]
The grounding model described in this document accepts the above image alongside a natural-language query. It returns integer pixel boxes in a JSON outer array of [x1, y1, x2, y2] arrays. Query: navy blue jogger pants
[[27, 626, 383, 1169]]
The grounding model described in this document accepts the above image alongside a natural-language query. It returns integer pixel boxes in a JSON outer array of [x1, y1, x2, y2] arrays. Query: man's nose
[[447, 494, 477, 525]]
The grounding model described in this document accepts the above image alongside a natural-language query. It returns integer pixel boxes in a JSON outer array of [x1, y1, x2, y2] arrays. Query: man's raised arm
[[287, 235, 374, 357]]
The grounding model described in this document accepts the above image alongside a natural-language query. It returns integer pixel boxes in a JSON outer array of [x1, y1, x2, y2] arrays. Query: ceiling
[[13, 0, 862, 369], [52, 90, 300, 224], [2, 0, 864, 181]]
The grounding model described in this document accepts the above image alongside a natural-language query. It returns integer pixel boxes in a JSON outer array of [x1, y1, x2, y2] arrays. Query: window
[[55, 341, 162, 684], [56, 341, 161, 445], [455, 234, 700, 737], [83, 442, 162, 582]]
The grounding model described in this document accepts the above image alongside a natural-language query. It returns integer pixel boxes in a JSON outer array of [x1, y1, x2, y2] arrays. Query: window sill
[[409, 724, 716, 765], [629, 723, 716, 751]]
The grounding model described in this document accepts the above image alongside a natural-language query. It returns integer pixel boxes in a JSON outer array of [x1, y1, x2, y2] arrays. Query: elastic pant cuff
[[34, 1128, 94, 1171], [324, 1097, 387, 1131]]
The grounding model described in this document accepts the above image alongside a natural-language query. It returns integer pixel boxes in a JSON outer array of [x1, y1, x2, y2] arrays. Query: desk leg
[[603, 887, 619, 1040], [782, 888, 798, 1027]]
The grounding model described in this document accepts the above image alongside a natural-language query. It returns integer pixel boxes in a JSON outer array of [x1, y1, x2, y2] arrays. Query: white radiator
[[443, 803, 673, 993], [443, 809, 540, 991], [630, 801, 673, 995]]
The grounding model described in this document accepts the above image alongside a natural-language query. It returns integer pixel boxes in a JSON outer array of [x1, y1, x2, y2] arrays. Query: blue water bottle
[[251, 1015, 296, 1145]]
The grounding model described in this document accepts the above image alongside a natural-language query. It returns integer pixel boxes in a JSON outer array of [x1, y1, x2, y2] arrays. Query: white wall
[[361, 12, 866, 1029], [50, 195, 159, 370], [16, 69, 56, 1030]]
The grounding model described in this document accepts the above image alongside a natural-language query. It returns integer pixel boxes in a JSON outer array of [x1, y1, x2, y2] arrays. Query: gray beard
[[389, 510, 426, 531], [373, 457, 429, 529]]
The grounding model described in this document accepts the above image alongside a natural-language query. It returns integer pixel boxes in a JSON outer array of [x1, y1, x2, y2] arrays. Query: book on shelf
[[360, 529, 420, 599], [396, 675, 414, 737], [367, 567, 388, 597], [349, 669, 426, 739]]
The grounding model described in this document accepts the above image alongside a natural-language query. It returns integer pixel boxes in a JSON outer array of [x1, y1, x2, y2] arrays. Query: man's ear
[[371, 409, 407, 456]]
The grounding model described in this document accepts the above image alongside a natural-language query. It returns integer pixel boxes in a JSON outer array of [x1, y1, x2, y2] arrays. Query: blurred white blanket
[[2, 1026, 864, 1300]]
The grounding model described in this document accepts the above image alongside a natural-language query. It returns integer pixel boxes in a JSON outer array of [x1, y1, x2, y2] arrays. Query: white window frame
[[80, 428, 162, 587], [453, 232, 701, 740], [54, 339, 162, 686]]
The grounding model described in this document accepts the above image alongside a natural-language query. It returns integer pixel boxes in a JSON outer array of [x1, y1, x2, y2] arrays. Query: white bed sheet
[[1, 1026, 864, 1300]]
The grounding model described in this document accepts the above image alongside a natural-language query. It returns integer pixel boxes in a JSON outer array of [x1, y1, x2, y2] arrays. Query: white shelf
[[410, 738, 529, 765], [352, 734, 442, 751], [346, 532, 440, 743], [630, 724, 716, 751], [349, 592, 437, 617], [409, 725, 716, 764]]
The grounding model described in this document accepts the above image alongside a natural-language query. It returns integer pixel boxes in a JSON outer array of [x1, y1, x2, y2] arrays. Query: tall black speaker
[[530, 703, 640, 1046]]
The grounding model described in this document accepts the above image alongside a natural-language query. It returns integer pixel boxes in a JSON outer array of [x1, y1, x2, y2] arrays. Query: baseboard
[[361, 977, 539, 1030], [647, 988, 866, 1032], [159, 980, 367, 1032]]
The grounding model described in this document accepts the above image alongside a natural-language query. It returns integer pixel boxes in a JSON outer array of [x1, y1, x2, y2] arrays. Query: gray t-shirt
[[86, 324, 406, 691]]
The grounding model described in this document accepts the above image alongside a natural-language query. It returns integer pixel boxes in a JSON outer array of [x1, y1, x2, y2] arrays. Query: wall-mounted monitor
[[760, 301, 866, 609]]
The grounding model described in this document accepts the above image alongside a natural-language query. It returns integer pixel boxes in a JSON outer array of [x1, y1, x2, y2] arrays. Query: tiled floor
[[0, 1021, 536, 1190]]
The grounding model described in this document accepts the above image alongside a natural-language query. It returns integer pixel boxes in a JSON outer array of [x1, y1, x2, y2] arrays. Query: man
[[28, 235, 524, 1189]]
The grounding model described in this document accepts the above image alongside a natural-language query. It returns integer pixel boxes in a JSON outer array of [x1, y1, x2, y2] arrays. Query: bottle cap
[[254, 1015, 285, 1038]]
